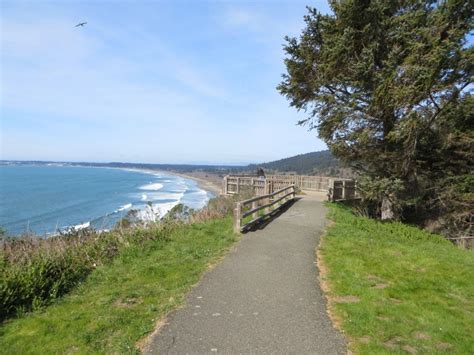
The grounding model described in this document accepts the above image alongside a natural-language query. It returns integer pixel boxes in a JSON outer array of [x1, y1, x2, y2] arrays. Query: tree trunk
[[381, 195, 395, 220]]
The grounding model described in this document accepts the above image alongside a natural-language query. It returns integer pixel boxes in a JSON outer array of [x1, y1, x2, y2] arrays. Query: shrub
[[0, 225, 169, 321]]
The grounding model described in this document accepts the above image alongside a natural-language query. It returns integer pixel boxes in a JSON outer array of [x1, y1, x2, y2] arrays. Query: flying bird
[[75, 22, 87, 27]]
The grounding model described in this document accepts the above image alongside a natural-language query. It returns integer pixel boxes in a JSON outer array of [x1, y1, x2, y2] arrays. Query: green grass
[[0, 217, 235, 354], [320, 204, 474, 354]]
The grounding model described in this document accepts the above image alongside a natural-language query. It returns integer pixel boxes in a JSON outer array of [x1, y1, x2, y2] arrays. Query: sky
[[1, 0, 332, 165]]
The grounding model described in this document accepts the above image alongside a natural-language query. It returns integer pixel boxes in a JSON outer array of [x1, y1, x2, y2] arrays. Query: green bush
[[0, 224, 171, 321]]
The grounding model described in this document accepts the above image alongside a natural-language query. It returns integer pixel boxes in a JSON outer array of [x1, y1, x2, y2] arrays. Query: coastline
[[168, 171, 223, 196], [132, 168, 223, 197], [2, 165, 220, 236]]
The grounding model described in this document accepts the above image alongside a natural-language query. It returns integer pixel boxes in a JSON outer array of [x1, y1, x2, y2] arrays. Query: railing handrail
[[239, 185, 295, 205], [242, 189, 294, 218], [226, 174, 262, 178], [234, 185, 296, 233], [226, 174, 339, 180], [223, 174, 359, 201]]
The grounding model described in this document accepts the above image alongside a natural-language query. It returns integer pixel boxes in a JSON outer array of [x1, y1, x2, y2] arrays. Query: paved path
[[145, 195, 346, 354]]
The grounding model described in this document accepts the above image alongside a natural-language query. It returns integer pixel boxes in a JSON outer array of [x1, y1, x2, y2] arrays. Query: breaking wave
[[139, 183, 164, 191]]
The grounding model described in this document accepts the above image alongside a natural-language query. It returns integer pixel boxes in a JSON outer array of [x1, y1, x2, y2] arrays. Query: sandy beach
[[133, 168, 223, 197], [168, 171, 223, 196]]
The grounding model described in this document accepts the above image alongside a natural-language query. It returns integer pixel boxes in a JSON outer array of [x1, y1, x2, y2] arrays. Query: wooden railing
[[223, 175, 268, 196], [328, 179, 359, 201], [234, 185, 296, 233], [267, 175, 332, 192], [223, 174, 359, 201]]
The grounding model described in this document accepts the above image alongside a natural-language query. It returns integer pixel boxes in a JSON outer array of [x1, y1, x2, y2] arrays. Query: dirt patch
[[316, 230, 351, 352], [316, 232, 347, 332], [366, 275, 389, 289], [402, 344, 418, 354], [389, 297, 403, 304], [136, 318, 167, 353], [359, 336, 371, 344], [436, 342, 452, 350], [384, 336, 402, 349], [372, 283, 389, 289], [384, 338, 418, 353], [333, 295, 361, 303], [376, 316, 390, 321], [413, 331, 431, 340], [114, 297, 142, 309]]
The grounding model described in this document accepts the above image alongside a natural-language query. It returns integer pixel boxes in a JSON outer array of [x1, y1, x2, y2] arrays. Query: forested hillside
[[248, 150, 344, 176]]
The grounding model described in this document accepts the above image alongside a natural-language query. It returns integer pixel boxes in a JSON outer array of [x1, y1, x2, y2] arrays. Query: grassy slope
[[0, 217, 235, 354], [320, 204, 474, 354]]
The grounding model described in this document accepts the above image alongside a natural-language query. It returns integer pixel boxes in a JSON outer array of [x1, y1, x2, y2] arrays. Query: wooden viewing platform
[[223, 174, 359, 201]]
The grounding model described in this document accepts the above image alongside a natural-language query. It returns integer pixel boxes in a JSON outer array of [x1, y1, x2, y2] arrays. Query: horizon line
[[0, 149, 330, 168]]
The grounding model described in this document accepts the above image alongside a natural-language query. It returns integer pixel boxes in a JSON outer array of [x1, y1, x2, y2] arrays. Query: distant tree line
[[247, 150, 346, 176]]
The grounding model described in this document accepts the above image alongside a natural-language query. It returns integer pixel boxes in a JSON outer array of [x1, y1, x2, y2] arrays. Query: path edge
[[316, 220, 351, 354], [136, 233, 242, 353]]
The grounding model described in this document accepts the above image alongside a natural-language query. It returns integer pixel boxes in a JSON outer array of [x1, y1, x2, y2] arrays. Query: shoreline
[[168, 171, 222, 196], [3, 166, 221, 237], [130, 167, 223, 197]]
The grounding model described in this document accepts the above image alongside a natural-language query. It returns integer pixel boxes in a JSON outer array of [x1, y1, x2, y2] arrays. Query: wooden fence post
[[328, 179, 334, 201], [252, 201, 257, 220], [236, 177, 240, 194], [234, 202, 241, 233], [265, 196, 270, 214], [342, 180, 346, 200], [223, 176, 228, 195]]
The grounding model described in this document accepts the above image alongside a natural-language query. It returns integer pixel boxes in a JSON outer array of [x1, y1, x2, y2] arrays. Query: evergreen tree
[[278, 1, 473, 234]]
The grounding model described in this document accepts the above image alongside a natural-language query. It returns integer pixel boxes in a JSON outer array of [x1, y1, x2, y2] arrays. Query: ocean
[[0, 165, 213, 236]]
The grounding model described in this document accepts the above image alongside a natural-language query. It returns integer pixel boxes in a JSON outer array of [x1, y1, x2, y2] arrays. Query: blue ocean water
[[0, 165, 213, 236]]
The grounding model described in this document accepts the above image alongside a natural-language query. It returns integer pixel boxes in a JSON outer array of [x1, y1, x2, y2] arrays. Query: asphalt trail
[[145, 195, 346, 354]]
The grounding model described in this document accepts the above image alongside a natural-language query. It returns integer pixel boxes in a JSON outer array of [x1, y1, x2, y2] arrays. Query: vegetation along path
[[144, 194, 346, 354]]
